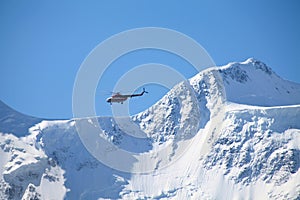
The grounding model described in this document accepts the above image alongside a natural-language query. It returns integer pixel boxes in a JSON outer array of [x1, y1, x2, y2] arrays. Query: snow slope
[[0, 58, 299, 199], [0, 101, 42, 137], [219, 58, 300, 106]]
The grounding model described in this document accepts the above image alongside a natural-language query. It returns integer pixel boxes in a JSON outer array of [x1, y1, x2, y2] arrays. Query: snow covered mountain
[[0, 58, 300, 199]]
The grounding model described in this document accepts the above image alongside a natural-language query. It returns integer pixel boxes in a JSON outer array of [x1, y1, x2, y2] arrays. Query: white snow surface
[[0, 58, 299, 199]]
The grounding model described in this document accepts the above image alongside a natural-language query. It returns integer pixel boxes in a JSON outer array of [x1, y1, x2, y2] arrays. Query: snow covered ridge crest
[[218, 58, 300, 106], [1, 58, 300, 199]]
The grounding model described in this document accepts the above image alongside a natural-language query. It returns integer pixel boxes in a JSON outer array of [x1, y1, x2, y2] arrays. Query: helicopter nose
[[106, 98, 111, 103]]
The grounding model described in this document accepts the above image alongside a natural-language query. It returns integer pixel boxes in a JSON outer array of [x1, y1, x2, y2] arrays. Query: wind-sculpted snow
[[205, 105, 300, 186], [0, 58, 299, 199], [30, 120, 130, 199], [133, 81, 202, 143]]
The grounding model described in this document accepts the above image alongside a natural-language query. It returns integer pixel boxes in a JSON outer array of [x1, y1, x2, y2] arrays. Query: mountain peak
[[243, 57, 263, 64], [243, 57, 273, 75], [221, 58, 273, 76], [215, 58, 300, 106]]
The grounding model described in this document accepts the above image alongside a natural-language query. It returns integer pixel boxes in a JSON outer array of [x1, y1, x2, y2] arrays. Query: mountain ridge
[[0, 100, 42, 137], [0, 58, 299, 199]]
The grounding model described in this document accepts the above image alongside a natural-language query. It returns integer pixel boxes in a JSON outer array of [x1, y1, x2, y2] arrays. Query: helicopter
[[106, 88, 148, 105]]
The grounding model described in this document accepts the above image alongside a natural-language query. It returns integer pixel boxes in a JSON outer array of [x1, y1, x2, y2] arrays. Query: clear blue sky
[[1, 1, 300, 119]]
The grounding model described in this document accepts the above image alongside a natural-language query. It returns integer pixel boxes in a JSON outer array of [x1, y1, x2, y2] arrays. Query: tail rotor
[[142, 88, 148, 95]]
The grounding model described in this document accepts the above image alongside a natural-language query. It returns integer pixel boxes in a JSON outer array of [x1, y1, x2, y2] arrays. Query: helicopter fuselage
[[106, 95, 129, 104], [106, 88, 147, 104]]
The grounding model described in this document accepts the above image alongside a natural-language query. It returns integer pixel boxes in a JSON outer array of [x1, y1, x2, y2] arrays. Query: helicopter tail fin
[[142, 88, 148, 94]]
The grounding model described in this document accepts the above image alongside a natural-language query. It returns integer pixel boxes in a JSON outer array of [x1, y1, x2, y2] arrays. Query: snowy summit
[[0, 58, 300, 199]]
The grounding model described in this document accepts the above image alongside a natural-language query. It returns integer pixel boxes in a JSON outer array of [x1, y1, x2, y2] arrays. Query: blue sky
[[0, 1, 300, 119]]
